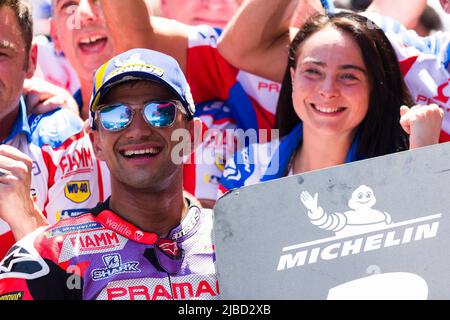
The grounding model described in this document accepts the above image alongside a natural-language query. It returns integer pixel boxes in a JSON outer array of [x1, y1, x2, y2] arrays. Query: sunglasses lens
[[144, 101, 177, 127], [99, 104, 132, 131]]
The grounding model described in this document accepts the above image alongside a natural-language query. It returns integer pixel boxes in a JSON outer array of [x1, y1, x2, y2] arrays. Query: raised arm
[[366, 0, 427, 29], [218, 0, 324, 83], [217, 0, 297, 83], [99, 0, 190, 73], [0, 146, 48, 241]]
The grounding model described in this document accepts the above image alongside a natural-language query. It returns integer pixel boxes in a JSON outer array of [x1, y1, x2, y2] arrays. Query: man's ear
[[86, 123, 105, 162], [25, 44, 38, 78]]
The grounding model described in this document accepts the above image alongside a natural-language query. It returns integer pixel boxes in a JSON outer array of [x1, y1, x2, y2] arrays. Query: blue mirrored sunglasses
[[96, 100, 186, 131]]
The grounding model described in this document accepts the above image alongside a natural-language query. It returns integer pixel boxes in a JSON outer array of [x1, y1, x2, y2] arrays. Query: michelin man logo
[[300, 185, 392, 237]]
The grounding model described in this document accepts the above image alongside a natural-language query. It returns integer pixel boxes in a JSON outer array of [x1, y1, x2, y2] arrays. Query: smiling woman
[[218, 12, 443, 195], [277, 13, 412, 159]]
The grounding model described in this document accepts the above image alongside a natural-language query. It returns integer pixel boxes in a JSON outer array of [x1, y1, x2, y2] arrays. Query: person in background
[[0, 0, 106, 260], [99, 0, 327, 208], [158, 0, 242, 29], [49, 0, 115, 120], [217, 0, 450, 142], [218, 10, 443, 193], [414, 4, 443, 36]]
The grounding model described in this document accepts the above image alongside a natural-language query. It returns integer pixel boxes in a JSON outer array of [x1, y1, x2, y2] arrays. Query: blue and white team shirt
[[362, 12, 450, 141], [0, 99, 109, 260], [185, 25, 281, 201], [218, 124, 362, 194]]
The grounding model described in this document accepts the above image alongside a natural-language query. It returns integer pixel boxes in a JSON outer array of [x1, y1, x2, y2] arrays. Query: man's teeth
[[123, 148, 159, 157], [80, 35, 105, 44]]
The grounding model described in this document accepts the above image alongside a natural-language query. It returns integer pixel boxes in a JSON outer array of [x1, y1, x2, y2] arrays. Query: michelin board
[[213, 142, 450, 299]]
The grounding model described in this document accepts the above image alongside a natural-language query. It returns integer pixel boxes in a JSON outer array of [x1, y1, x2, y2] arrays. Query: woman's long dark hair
[[276, 12, 413, 158]]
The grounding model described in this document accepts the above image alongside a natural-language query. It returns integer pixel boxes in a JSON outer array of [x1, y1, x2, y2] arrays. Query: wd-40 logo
[[0, 291, 24, 300], [91, 254, 140, 281], [277, 185, 441, 271], [64, 181, 91, 203]]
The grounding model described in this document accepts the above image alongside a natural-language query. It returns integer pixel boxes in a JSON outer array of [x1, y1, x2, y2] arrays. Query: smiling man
[[50, 0, 114, 119], [0, 49, 219, 300]]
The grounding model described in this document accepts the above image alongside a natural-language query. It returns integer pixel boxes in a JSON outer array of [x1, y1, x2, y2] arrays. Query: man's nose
[[77, 0, 99, 25], [123, 111, 153, 139]]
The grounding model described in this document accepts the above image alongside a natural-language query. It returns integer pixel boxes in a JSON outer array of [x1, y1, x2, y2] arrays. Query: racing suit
[[0, 197, 218, 300], [0, 99, 109, 260]]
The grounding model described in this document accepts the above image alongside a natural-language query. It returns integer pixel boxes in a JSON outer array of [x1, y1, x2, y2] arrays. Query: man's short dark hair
[[0, 0, 33, 66]]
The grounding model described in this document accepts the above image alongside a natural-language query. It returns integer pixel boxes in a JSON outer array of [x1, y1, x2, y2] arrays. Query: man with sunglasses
[[0, 49, 219, 300]]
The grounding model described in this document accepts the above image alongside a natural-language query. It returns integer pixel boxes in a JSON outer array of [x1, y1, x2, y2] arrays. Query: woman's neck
[[292, 128, 355, 175]]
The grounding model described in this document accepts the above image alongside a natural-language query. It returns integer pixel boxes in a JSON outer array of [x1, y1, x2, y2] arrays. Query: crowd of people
[[0, 0, 448, 300]]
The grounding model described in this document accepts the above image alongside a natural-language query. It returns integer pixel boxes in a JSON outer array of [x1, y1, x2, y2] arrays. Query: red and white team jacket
[[0, 99, 109, 260]]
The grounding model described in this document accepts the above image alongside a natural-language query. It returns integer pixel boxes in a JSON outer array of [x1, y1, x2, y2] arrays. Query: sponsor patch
[[106, 53, 164, 81], [59, 230, 127, 262], [0, 291, 24, 300], [97, 275, 220, 300], [64, 181, 91, 203], [92, 254, 140, 281], [204, 174, 220, 185], [46, 221, 103, 238], [215, 154, 225, 172], [32, 161, 41, 176], [60, 147, 93, 178], [172, 208, 201, 240], [69, 231, 122, 252], [56, 209, 89, 221], [156, 239, 180, 257], [30, 188, 38, 203], [0, 246, 49, 280]]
